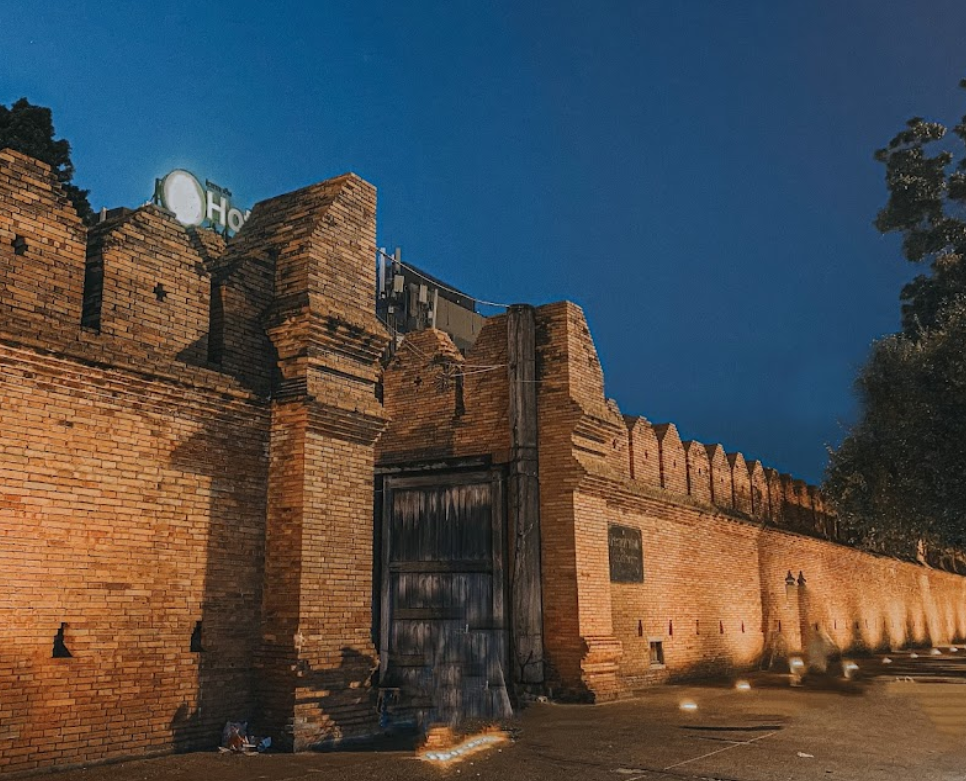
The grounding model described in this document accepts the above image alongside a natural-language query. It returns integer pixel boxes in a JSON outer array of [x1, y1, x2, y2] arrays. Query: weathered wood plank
[[507, 304, 545, 688]]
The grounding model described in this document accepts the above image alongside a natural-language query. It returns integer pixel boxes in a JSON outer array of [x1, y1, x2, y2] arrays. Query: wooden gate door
[[379, 471, 510, 726]]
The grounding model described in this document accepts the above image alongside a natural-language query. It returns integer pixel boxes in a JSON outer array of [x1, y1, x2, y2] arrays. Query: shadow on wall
[[292, 647, 379, 750], [168, 409, 269, 752]]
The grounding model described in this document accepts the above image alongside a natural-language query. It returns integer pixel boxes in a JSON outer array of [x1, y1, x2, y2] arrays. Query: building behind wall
[[375, 251, 486, 352], [4, 145, 966, 775]]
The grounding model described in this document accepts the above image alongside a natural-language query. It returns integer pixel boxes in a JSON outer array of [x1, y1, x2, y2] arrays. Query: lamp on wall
[[797, 571, 806, 587], [785, 571, 796, 587]]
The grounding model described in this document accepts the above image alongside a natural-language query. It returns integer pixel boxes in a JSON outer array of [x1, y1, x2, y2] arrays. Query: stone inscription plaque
[[608, 524, 644, 583]]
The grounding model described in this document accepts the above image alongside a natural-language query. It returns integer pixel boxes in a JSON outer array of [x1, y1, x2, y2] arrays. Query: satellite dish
[[161, 169, 205, 226]]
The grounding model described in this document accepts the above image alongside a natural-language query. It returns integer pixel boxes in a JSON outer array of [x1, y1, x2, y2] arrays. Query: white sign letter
[[206, 191, 227, 226], [227, 207, 245, 233]]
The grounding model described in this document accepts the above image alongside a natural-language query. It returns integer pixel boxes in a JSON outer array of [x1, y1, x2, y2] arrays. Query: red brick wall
[[624, 416, 660, 487], [654, 424, 687, 495], [379, 329, 469, 463], [533, 303, 591, 695], [765, 467, 785, 525], [757, 529, 966, 654], [705, 444, 733, 510], [2, 157, 388, 772], [260, 173, 388, 749], [377, 316, 512, 466], [0, 149, 86, 335], [603, 493, 764, 687], [729, 452, 752, 515], [683, 440, 712, 504], [84, 206, 211, 363], [534, 302, 966, 702], [0, 344, 268, 774], [747, 459, 768, 519], [603, 494, 966, 691]]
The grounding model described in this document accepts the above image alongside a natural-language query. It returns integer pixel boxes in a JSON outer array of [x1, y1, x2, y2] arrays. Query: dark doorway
[[379, 470, 510, 728]]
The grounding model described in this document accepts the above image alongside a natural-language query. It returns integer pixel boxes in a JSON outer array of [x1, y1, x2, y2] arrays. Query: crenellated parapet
[[618, 398, 832, 536], [653, 423, 687, 495], [728, 452, 752, 515], [82, 204, 213, 364], [705, 443, 733, 510], [0, 149, 86, 338], [623, 416, 661, 487], [746, 459, 768, 519], [683, 440, 712, 503]]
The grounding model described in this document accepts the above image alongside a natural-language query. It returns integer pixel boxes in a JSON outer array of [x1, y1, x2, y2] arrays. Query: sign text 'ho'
[[154, 169, 250, 234]]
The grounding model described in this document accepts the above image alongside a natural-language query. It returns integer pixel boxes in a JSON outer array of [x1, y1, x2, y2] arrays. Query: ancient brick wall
[[603, 491, 966, 693], [0, 150, 86, 336], [376, 314, 512, 466], [83, 206, 212, 365], [259, 174, 388, 750], [602, 492, 765, 688], [729, 451, 752, 514], [2, 151, 388, 772], [653, 424, 687, 495], [623, 416, 660, 487], [8, 139, 966, 771], [683, 440, 712, 504], [378, 298, 966, 704], [533, 301, 966, 702], [0, 343, 269, 774], [747, 459, 768, 519]]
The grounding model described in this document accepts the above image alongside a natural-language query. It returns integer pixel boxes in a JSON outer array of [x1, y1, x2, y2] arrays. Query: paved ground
[[36, 652, 966, 781]]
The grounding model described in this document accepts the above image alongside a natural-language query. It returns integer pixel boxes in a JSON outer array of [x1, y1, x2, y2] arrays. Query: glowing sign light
[[161, 170, 205, 226], [154, 169, 250, 234]]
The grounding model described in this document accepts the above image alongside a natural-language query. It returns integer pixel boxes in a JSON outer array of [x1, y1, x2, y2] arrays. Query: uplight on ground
[[419, 731, 509, 765], [679, 700, 698, 712], [735, 680, 751, 691]]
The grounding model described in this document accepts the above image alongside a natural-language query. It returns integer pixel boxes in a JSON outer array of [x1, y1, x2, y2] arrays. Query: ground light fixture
[[420, 733, 507, 763]]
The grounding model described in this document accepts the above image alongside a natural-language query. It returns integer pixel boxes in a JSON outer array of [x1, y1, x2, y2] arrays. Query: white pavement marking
[[660, 729, 781, 772]]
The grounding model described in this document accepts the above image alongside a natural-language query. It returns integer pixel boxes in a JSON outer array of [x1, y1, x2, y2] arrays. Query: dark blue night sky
[[3, 1, 963, 482]]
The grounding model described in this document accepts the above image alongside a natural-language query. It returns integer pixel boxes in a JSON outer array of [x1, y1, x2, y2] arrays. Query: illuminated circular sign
[[161, 169, 205, 227]]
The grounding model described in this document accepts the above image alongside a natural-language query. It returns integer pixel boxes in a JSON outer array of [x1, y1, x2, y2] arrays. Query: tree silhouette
[[0, 98, 92, 224]]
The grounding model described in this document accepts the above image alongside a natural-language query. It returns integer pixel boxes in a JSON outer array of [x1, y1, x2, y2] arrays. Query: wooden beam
[[507, 304, 545, 689]]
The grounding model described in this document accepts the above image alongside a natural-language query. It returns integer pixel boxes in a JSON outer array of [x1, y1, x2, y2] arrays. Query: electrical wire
[[396, 328, 508, 373]]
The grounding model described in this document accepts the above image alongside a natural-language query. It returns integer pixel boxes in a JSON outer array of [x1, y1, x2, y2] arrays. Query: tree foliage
[[0, 98, 92, 224], [826, 80, 966, 559]]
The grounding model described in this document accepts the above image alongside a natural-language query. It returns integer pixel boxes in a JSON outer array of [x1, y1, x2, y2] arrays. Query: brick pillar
[[256, 175, 389, 749], [535, 302, 624, 701]]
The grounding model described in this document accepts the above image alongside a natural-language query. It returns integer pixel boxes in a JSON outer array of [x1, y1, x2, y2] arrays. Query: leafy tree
[[826, 80, 966, 560], [0, 98, 92, 224]]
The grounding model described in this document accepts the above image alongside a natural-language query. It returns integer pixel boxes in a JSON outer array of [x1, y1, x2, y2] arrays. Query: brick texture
[[1, 151, 386, 773], [7, 143, 966, 774]]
